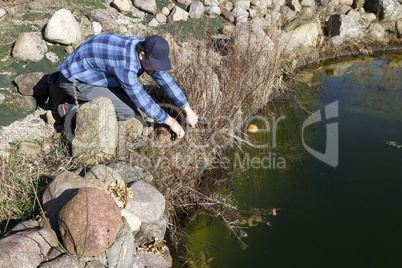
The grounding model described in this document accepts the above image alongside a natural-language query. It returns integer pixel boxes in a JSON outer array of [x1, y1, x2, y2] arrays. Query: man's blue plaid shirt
[[58, 33, 188, 124]]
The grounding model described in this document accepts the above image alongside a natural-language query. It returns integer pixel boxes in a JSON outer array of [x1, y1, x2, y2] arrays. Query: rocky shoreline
[[0, 0, 401, 267]]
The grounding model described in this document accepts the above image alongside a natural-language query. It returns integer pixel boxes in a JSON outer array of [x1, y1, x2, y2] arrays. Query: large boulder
[[278, 30, 301, 53], [14, 72, 49, 97], [364, 0, 402, 21], [58, 187, 123, 256], [126, 181, 165, 223], [12, 32, 47, 62], [104, 217, 135, 268], [326, 14, 363, 39], [284, 17, 321, 47], [88, 9, 118, 32], [0, 228, 58, 268], [42, 171, 107, 217], [44, 9, 81, 45], [133, 0, 157, 14], [72, 97, 118, 164]]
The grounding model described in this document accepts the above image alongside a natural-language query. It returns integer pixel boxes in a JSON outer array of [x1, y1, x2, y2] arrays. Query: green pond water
[[179, 51, 402, 267]]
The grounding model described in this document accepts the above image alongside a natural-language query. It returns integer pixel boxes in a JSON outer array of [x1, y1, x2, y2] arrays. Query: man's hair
[[136, 42, 148, 58]]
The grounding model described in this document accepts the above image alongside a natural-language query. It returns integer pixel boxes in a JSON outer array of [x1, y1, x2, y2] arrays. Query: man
[[56, 33, 198, 138]]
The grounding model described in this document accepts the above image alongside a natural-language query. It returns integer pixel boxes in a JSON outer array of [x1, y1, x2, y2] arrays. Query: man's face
[[139, 52, 158, 76]]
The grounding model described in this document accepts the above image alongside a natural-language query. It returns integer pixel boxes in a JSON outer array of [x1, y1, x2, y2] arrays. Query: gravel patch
[[0, 108, 58, 153]]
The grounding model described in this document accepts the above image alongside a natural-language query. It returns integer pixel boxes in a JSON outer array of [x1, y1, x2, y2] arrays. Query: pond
[[179, 51, 402, 267]]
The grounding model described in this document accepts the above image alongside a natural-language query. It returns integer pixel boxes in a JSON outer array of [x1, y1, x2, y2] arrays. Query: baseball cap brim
[[149, 56, 172, 72]]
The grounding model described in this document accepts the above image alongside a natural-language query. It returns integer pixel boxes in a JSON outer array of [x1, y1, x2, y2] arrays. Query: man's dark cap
[[143, 35, 172, 72]]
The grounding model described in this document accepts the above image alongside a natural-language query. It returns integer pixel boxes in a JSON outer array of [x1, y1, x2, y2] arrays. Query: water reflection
[[180, 51, 402, 268]]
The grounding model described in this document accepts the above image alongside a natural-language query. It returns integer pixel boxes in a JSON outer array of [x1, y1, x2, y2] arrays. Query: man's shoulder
[[89, 33, 145, 44]]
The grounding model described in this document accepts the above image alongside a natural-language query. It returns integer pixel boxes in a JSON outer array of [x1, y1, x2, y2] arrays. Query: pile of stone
[[0, 164, 171, 268], [3, 0, 401, 65]]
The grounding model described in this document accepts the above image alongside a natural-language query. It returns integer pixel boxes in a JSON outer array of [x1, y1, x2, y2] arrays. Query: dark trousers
[[53, 72, 141, 121]]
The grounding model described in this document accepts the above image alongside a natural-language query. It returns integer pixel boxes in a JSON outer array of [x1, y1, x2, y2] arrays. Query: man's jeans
[[56, 72, 142, 121]]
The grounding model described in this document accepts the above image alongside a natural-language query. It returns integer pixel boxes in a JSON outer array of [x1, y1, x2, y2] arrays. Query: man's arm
[[152, 72, 198, 128]]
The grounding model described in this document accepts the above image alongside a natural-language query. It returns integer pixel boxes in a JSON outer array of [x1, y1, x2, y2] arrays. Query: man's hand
[[165, 116, 185, 139], [183, 106, 198, 128]]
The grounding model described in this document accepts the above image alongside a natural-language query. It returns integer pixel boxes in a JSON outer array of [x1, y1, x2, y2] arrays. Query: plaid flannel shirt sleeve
[[115, 68, 170, 124], [151, 71, 189, 109]]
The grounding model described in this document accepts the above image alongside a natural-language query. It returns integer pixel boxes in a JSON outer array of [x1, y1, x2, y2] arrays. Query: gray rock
[[289, 0, 302, 12], [16, 141, 41, 156], [8, 219, 40, 234], [347, 9, 360, 21], [284, 17, 321, 47], [0, 228, 58, 268], [162, 7, 170, 16], [206, 6, 222, 16], [92, 21, 102, 34], [360, 12, 377, 23], [221, 7, 235, 22], [84, 164, 126, 187], [17, 96, 37, 112], [0, 93, 5, 104], [353, 0, 364, 8], [134, 214, 168, 247], [28, 1, 43, 10], [368, 22, 385, 39], [126, 181, 165, 223], [121, 209, 142, 233], [133, 0, 157, 14], [235, 0, 251, 10], [85, 260, 107, 268], [42, 171, 108, 217], [14, 72, 49, 97], [232, 20, 273, 51], [155, 13, 167, 23], [44, 9, 81, 45], [330, 35, 343, 46], [58, 187, 123, 256], [326, 14, 363, 39], [148, 18, 159, 27], [248, 8, 257, 18], [117, 117, 144, 159], [0, 8, 5, 19], [397, 19, 402, 35], [104, 217, 135, 268], [300, 0, 315, 7], [364, 0, 402, 21], [281, 5, 297, 20], [88, 9, 118, 32], [278, 30, 301, 53], [231, 6, 249, 17], [12, 32, 47, 62], [72, 97, 118, 165], [189, 1, 205, 19], [39, 254, 81, 268], [107, 162, 153, 184], [112, 0, 131, 14], [167, 6, 189, 21], [133, 252, 169, 268], [339, 5, 352, 14]]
